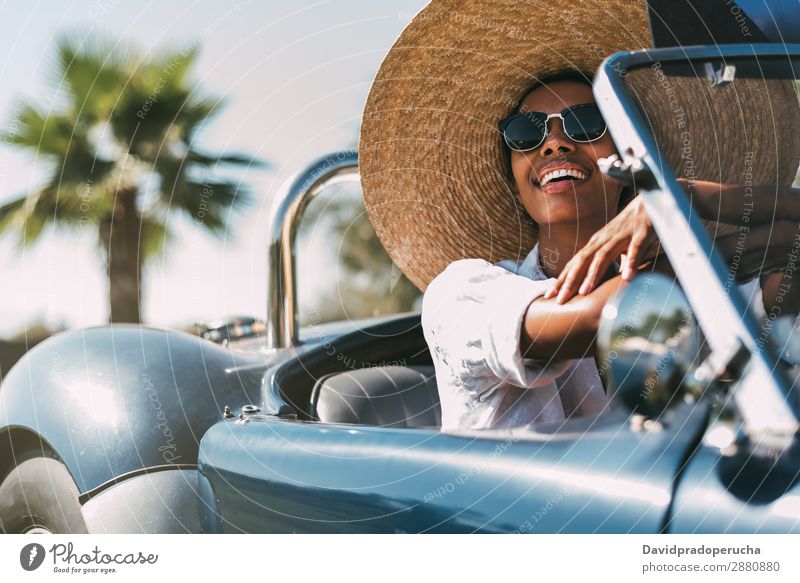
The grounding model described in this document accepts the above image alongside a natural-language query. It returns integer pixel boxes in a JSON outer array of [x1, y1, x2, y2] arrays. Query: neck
[[536, 219, 606, 278]]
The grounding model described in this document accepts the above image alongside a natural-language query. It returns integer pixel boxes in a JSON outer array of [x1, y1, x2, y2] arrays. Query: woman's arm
[[685, 180, 800, 225], [521, 274, 626, 360]]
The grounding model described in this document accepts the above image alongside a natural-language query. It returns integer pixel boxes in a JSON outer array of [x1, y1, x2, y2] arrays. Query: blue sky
[[0, 0, 428, 336]]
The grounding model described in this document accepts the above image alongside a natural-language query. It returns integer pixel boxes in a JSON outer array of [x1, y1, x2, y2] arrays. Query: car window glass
[[296, 180, 422, 327], [623, 59, 800, 290], [625, 62, 800, 190]]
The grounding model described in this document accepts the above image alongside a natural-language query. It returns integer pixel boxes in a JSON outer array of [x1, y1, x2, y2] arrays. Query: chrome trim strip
[[78, 464, 198, 505]]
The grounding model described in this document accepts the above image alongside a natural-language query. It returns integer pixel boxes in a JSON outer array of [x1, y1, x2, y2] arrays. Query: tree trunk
[[99, 187, 143, 323]]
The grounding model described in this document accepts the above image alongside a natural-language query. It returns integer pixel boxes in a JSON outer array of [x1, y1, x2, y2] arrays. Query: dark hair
[[500, 70, 634, 214]]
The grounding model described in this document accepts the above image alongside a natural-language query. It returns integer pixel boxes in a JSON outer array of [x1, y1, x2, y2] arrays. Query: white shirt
[[421, 243, 613, 431]]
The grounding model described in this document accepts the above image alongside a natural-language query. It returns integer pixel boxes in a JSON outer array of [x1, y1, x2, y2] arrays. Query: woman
[[421, 72, 632, 430], [358, 0, 799, 431]]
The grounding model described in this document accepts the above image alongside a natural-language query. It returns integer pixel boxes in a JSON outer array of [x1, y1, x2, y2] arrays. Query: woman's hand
[[548, 214, 799, 304], [544, 196, 658, 304], [546, 180, 800, 303]]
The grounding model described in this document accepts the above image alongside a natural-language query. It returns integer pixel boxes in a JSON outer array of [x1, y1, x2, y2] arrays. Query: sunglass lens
[[503, 113, 547, 151], [563, 106, 606, 142]]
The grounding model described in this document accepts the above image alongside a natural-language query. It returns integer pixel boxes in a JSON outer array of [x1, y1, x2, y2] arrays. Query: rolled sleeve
[[422, 258, 571, 392]]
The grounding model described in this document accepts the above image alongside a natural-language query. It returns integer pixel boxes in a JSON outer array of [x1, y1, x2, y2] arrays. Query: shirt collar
[[518, 243, 549, 281], [523, 243, 621, 281]]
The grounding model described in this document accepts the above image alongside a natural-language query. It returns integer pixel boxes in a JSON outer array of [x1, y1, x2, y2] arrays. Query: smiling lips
[[533, 162, 591, 192], [540, 167, 588, 185]]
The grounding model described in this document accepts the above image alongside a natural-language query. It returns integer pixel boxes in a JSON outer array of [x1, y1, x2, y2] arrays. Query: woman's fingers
[[556, 252, 593, 303], [579, 227, 645, 294], [623, 236, 643, 280], [543, 284, 558, 299], [545, 245, 598, 302], [546, 198, 657, 302], [544, 251, 588, 299], [579, 242, 622, 295], [622, 225, 654, 280], [543, 264, 569, 299], [544, 274, 565, 299], [554, 237, 628, 303]]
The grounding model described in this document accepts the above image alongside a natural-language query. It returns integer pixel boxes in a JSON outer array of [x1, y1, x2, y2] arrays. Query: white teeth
[[540, 168, 588, 185]]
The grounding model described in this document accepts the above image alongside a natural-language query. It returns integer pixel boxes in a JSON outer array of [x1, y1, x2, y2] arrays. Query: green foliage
[[0, 32, 264, 251]]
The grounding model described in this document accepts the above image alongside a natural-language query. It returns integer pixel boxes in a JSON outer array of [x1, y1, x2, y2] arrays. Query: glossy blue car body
[[2, 307, 798, 533]]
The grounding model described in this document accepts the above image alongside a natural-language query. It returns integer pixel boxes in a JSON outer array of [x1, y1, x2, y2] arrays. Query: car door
[[197, 401, 709, 533], [667, 417, 800, 533]]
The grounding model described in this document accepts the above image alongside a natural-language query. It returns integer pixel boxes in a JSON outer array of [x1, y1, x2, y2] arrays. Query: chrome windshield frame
[[265, 150, 359, 351], [594, 44, 800, 438]]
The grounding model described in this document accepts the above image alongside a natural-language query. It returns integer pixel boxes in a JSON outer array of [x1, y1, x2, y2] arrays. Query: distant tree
[[0, 35, 263, 322]]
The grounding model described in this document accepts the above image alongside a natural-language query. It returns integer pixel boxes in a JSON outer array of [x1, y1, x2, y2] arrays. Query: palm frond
[[186, 150, 269, 168], [177, 96, 225, 142], [3, 101, 75, 156], [52, 34, 132, 123], [2, 99, 116, 188], [0, 175, 122, 246], [0, 190, 49, 246], [148, 43, 200, 86], [167, 179, 251, 237], [0, 196, 27, 232]]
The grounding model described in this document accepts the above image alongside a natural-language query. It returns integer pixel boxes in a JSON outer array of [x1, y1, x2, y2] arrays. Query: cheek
[[510, 155, 553, 223], [509, 153, 540, 203], [510, 152, 533, 187]]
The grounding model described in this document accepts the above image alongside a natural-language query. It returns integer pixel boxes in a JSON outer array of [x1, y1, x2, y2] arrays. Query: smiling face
[[509, 80, 622, 231]]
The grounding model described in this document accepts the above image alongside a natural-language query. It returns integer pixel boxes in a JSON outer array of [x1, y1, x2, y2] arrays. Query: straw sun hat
[[359, 0, 800, 291], [358, 0, 650, 291]]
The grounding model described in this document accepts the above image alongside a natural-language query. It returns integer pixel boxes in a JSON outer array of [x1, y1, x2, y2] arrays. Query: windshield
[[626, 60, 800, 186], [598, 49, 800, 435], [622, 56, 800, 300]]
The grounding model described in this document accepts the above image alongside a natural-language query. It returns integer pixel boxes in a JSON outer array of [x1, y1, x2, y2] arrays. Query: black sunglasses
[[498, 103, 607, 152]]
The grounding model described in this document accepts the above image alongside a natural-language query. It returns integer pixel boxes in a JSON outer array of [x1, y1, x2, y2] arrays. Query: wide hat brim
[[358, 0, 650, 291], [359, 0, 800, 290]]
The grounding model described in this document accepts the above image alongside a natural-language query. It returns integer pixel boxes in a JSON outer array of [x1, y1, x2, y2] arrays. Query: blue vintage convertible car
[[2, 3, 800, 534]]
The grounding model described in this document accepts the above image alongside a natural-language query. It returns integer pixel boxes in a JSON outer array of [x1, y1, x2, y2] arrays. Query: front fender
[[0, 325, 265, 500]]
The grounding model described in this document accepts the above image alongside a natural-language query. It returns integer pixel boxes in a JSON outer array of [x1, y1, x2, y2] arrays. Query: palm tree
[[0, 35, 262, 323]]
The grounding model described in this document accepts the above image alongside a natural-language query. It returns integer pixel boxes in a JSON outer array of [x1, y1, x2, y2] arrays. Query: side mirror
[[597, 273, 699, 418]]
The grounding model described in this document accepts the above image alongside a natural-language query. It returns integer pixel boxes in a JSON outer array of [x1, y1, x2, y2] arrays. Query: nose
[[538, 117, 575, 158]]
